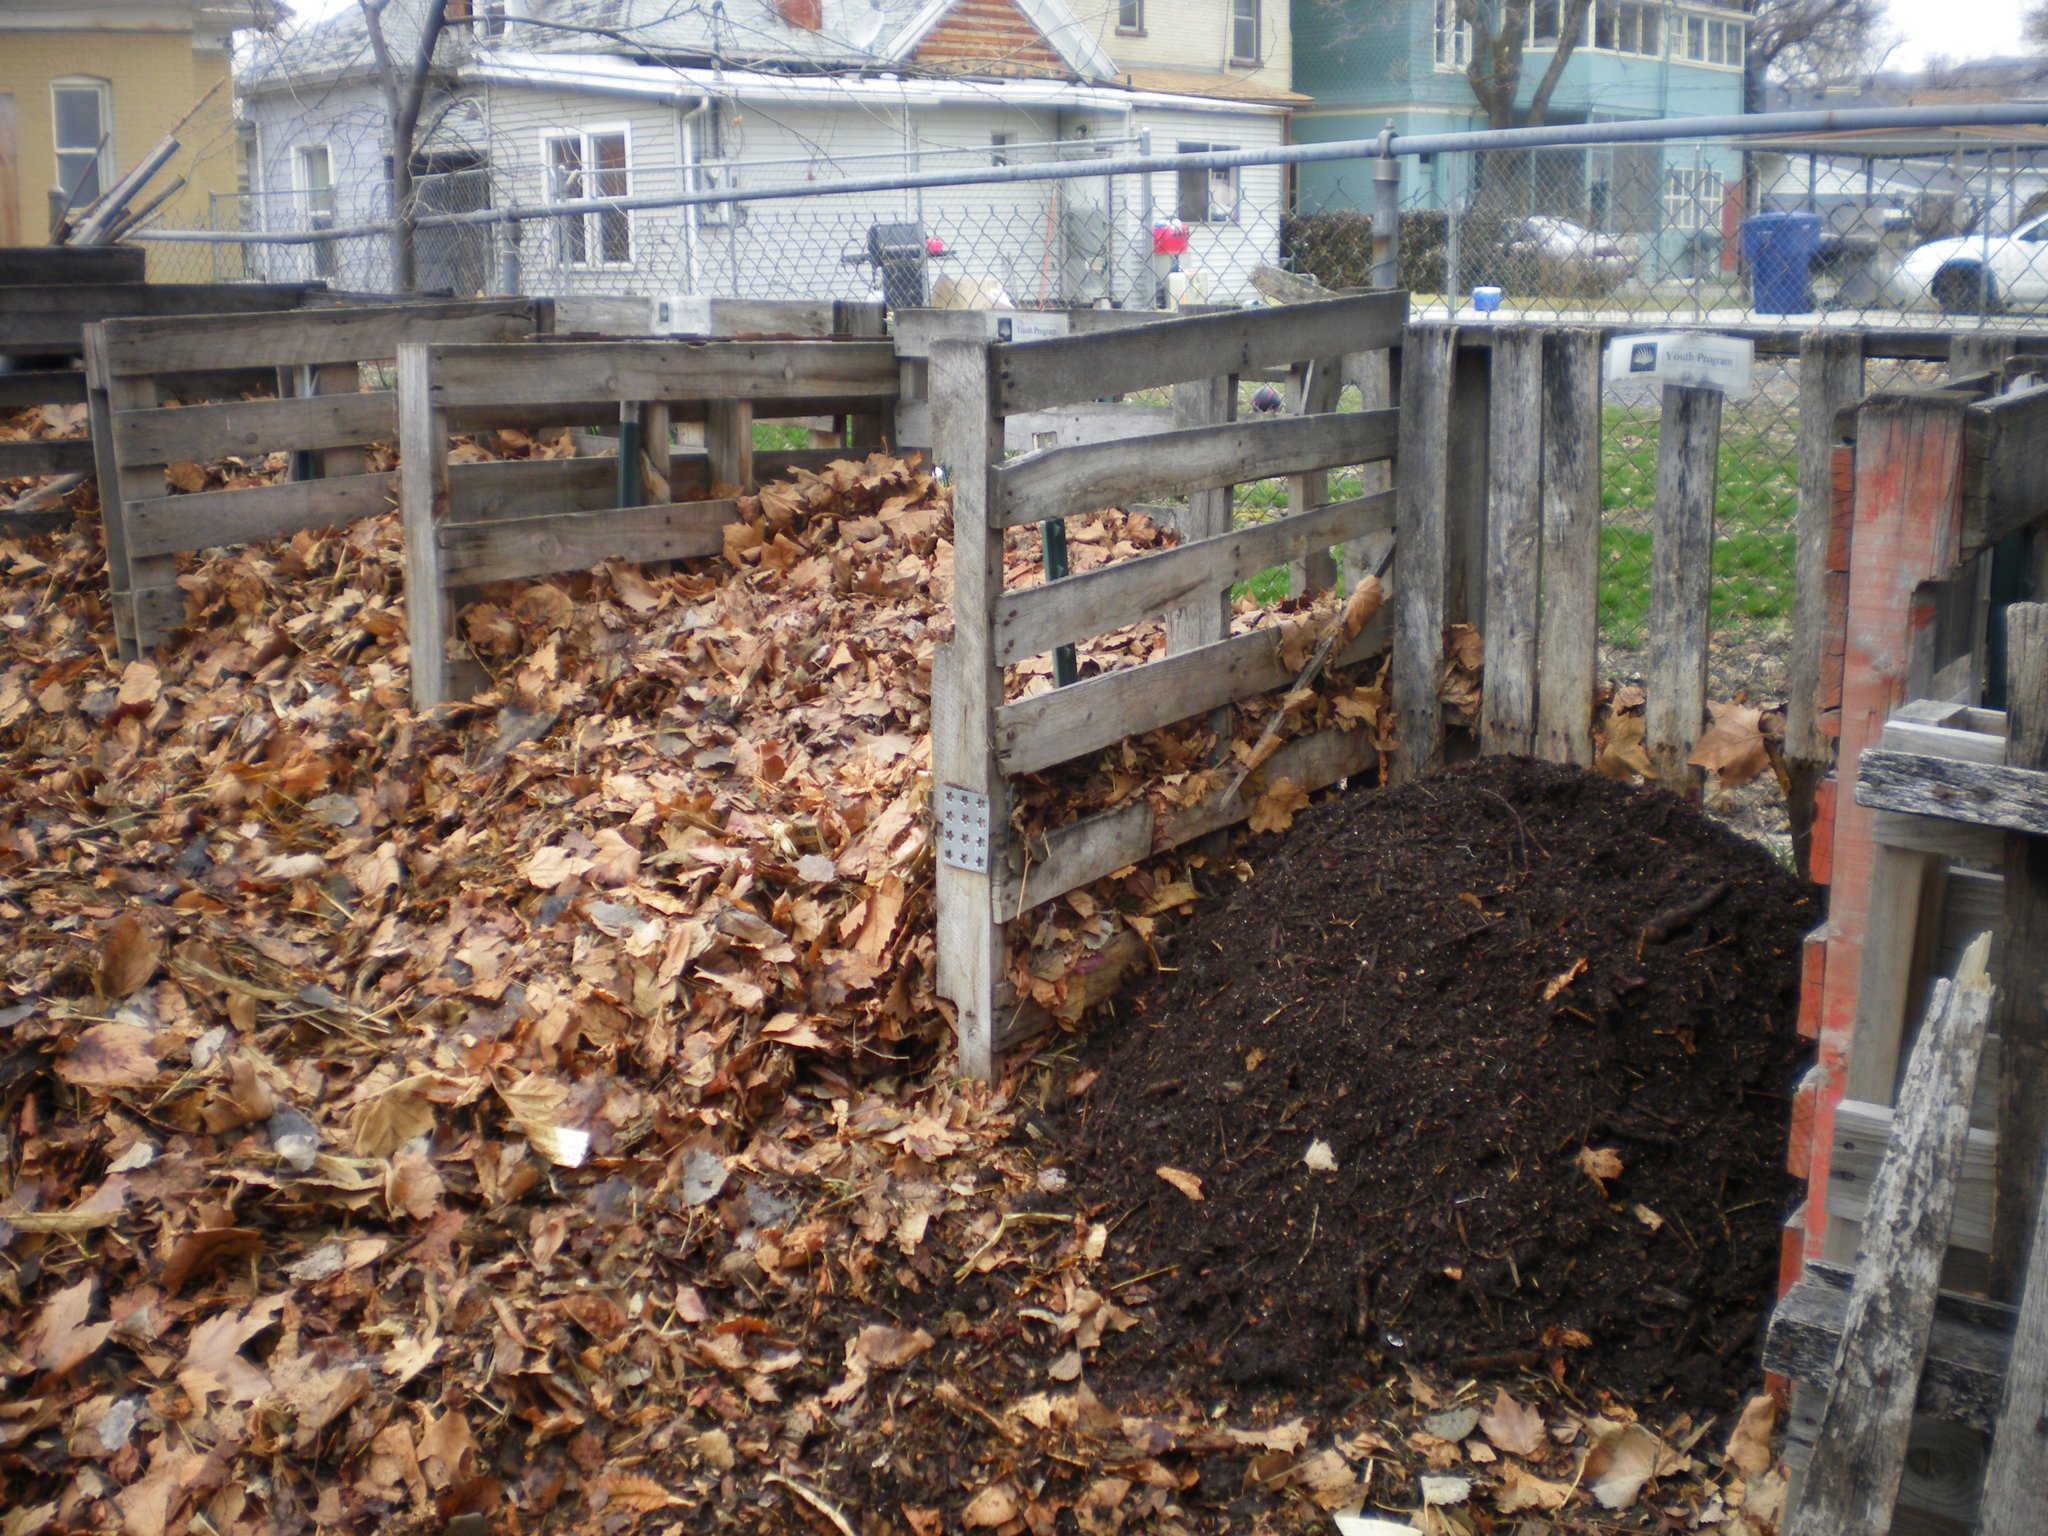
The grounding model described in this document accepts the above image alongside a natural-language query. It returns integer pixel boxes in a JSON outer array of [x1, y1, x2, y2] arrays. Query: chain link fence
[[125, 124, 2047, 706]]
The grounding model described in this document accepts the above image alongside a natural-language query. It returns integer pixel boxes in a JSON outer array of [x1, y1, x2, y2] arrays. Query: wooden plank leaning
[[1479, 326, 1542, 756], [1389, 324, 1455, 786], [929, 339, 1008, 1083], [1533, 329, 1603, 767], [1991, 603, 2048, 1299], [1787, 932, 1995, 1536], [1644, 383, 1722, 791], [399, 342, 455, 710]]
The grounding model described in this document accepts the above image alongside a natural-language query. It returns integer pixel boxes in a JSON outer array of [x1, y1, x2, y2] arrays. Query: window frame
[[1175, 141, 1239, 225], [1434, 0, 1472, 70], [1663, 164, 1724, 232], [1117, 0, 1144, 34], [541, 123, 635, 268], [1229, 0, 1259, 65], [51, 76, 113, 211], [294, 142, 338, 279]]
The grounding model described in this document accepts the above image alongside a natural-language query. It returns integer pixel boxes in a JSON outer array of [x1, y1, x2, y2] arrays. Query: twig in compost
[[1635, 880, 1731, 957], [764, 1473, 858, 1535]]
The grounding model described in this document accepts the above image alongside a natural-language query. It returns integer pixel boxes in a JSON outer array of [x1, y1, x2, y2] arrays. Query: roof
[[1107, 66, 1309, 108], [241, 0, 1114, 90]]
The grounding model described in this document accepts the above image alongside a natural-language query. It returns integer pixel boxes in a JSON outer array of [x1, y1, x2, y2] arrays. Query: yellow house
[[0, 1, 272, 268]]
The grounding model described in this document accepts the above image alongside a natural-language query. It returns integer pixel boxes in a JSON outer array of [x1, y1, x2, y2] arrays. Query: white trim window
[[1229, 0, 1259, 63], [545, 126, 632, 266], [1176, 142, 1238, 224], [52, 77, 113, 208], [1664, 165, 1724, 231], [1434, 0, 1471, 69], [295, 143, 337, 278]]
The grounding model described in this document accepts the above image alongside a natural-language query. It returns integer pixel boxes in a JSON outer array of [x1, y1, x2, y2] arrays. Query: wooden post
[[1788, 334, 1864, 874], [1286, 356, 1342, 596], [1167, 373, 1235, 654], [83, 324, 175, 657], [1991, 602, 2048, 1297], [1480, 327, 1542, 757], [1790, 935, 1995, 1536], [1390, 325, 1455, 785], [1981, 1171, 2048, 1536], [1645, 383, 1722, 792], [398, 342, 454, 710], [1533, 329, 1603, 767], [1341, 348, 1395, 599], [705, 400, 754, 495], [930, 338, 1008, 1082]]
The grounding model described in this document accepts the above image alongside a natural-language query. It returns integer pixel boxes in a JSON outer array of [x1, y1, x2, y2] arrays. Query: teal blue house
[[1289, 0, 1750, 267]]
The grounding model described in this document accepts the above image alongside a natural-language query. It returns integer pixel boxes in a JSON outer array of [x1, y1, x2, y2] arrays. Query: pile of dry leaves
[[0, 434, 1785, 1536]]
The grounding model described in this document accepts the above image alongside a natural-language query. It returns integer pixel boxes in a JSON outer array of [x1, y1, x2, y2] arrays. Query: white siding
[[1084, 0, 1292, 96], [246, 80, 396, 286]]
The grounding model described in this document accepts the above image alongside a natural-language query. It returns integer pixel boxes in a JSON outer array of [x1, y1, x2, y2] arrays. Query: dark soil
[[1063, 756, 1818, 1412]]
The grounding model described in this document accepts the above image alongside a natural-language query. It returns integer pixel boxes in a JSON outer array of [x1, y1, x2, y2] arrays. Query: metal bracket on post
[[937, 784, 993, 873], [1372, 123, 1401, 292]]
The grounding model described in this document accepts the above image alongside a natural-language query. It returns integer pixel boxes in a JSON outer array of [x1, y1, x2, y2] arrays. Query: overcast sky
[[284, 0, 2033, 74]]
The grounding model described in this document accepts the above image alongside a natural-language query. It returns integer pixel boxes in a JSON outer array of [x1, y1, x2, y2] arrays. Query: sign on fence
[[1605, 332, 1755, 395]]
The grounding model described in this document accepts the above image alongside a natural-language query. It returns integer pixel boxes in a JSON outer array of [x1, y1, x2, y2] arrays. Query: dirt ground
[[1062, 758, 1818, 1415]]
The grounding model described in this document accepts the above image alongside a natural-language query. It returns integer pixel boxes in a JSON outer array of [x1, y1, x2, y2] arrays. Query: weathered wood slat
[[1479, 327, 1542, 757], [0, 283, 316, 351], [1960, 385, 2048, 555], [992, 618, 1383, 779], [1645, 383, 1722, 789], [422, 340, 900, 409], [990, 292, 1407, 415], [0, 437, 96, 476], [437, 499, 738, 585], [0, 370, 86, 410], [1991, 604, 2048, 1299], [1286, 357, 1346, 595], [1789, 935, 1995, 1536], [124, 473, 398, 558], [114, 390, 395, 464], [398, 343, 453, 710], [998, 722, 1380, 915], [93, 299, 539, 377], [1980, 1169, 2048, 1535], [1788, 335, 1864, 771], [1830, 1097, 1997, 1255], [1533, 330, 1603, 766], [1768, 1261, 2014, 1435], [992, 492, 1394, 665], [1870, 810, 2007, 864], [0, 247, 146, 285], [444, 456, 616, 521], [1855, 750, 2048, 839], [1390, 324, 1455, 785], [1164, 374, 1234, 657], [989, 409, 1397, 530]]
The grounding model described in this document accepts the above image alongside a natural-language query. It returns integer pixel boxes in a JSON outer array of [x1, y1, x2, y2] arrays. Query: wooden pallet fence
[[84, 299, 551, 657], [399, 332, 901, 708], [930, 291, 1408, 1080]]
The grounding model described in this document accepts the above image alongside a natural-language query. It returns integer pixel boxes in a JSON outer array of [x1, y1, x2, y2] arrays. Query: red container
[[1152, 222, 1190, 256]]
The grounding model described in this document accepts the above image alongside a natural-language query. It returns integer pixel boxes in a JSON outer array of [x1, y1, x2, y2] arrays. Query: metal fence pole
[[1372, 127, 1401, 291], [1445, 152, 1463, 315]]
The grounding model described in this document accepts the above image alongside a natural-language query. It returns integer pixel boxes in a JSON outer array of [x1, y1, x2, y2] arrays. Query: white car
[[1887, 211, 2048, 313], [1508, 216, 1645, 295]]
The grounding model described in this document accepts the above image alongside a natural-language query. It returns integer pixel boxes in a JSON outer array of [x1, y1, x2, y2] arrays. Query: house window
[[296, 144, 337, 278], [1530, 0, 1560, 45], [1664, 165, 1723, 231], [1685, 14, 1705, 59], [546, 127, 632, 265], [1435, 0, 1471, 68], [1594, 1, 1616, 50], [481, 0, 505, 37], [1177, 142, 1237, 223], [1229, 0, 1259, 63], [1118, 0, 1143, 32], [991, 131, 1010, 167], [52, 78, 112, 209]]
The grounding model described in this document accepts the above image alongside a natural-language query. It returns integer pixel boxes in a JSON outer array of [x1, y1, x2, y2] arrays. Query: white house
[[234, 0, 1304, 305]]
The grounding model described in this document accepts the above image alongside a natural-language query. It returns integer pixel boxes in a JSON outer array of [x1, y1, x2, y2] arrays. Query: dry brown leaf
[[855, 1324, 934, 1369], [1155, 1166, 1204, 1201], [960, 1484, 1020, 1528], [56, 1023, 158, 1092], [1248, 777, 1310, 836], [348, 1077, 437, 1159], [1575, 1146, 1623, 1195], [1725, 1392, 1779, 1476], [1583, 1420, 1672, 1510], [165, 460, 208, 493], [1539, 957, 1587, 1003], [1597, 712, 1655, 780], [1687, 701, 1770, 787], [98, 913, 160, 999], [23, 1278, 112, 1377], [1494, 1461, 1572, 1513], [1478, 1388, 1547, 1459]]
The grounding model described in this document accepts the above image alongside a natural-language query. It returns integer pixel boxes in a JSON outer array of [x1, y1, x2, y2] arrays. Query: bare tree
[[1743, 0, 1893, 110], [359, 0, 452, 293], [1457, 0, 1596, 130]]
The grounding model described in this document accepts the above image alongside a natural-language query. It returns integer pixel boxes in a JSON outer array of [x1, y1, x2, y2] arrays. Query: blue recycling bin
[[1743, 211, 1824, 314]]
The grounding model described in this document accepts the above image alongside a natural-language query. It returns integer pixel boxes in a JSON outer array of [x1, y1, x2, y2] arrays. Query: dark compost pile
[[1064, 756, 1818, 1411]]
